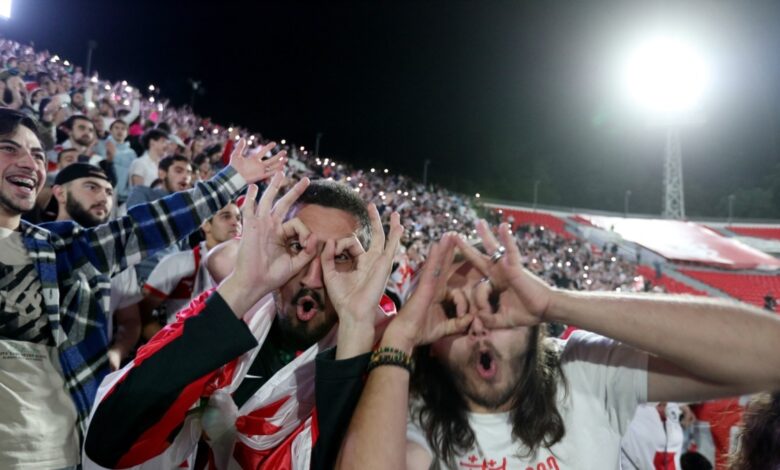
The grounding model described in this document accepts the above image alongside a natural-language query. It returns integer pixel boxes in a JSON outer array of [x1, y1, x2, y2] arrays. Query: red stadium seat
[[635, 265, 708, 296], [679, 269, 780, 308], [496, 208, 572, 237], [727, 226, 780, 241]]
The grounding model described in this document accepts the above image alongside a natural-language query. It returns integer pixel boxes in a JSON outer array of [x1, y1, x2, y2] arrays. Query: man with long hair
[[728, 392, 780, 470], [336, 221, 780, 469]]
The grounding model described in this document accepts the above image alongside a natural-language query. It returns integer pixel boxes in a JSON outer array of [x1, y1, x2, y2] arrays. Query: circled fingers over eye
[[333, 235, 367, 261], [281, 217, 312, 247]]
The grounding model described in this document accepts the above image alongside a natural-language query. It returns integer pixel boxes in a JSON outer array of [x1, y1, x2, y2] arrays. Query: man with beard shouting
[[84, 173, 403, 469]]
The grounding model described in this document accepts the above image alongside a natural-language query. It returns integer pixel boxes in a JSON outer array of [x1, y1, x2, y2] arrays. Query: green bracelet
[[368, 346, 413, 373], [367, 354, 413, 373]]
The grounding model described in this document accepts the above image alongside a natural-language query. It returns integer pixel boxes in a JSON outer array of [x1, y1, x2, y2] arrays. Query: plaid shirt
[[18, 166, 246, 438]]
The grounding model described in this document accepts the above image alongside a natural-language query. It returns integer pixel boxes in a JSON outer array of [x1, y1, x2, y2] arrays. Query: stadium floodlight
[[0, 0, 12, 19], [619, 33, 711, 220], [620, 34, 710, 123]]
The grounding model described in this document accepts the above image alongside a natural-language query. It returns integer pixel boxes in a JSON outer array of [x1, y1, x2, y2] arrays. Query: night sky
[[3, 0, 780, 218]]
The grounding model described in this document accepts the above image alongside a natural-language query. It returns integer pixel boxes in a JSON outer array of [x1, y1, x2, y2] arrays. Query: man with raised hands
[[0, 106, 286, 470], [84, 173, 403, 469], [336, 221, 780, 470]]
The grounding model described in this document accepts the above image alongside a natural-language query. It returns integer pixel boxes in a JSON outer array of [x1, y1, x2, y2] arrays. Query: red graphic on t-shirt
[[458, 454, 560, 470], [653, 451, 676, 470], [459, 454, 507, 469], [524, 456, 560, 470]]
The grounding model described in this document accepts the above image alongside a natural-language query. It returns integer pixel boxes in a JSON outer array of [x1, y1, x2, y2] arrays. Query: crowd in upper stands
[[0, 35, 654, 309]]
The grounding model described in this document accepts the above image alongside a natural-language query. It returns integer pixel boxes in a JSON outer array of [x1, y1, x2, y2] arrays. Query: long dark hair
[[729, 392, 780, 470], [410, 324, 566, 466]]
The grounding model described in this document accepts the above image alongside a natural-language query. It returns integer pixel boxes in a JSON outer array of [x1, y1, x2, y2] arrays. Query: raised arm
[[457, 221, 780, 403], [320, 204, 404, 359], [84, 175, 317, 468], [121, 94, 141, 125], [337, 235, 474, 470], [54, 139, 287, 276]]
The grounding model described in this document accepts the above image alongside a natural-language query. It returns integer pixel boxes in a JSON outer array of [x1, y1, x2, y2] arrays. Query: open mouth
[[7, 175, 37, 193], [476, 350, 498, 380], [296, 296, 321, 322]]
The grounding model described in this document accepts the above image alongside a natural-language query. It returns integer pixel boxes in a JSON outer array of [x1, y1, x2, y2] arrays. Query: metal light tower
[[620, 33, 710, 220], [662, 128, 685, 219]]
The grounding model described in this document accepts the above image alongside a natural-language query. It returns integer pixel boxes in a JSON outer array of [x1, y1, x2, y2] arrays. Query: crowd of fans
[[2, 35, 776, 470], [0, 35, 655, 314]]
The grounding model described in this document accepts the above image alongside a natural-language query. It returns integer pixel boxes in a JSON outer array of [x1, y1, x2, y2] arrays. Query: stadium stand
[[494, 207, 573, 238], [727, 226, 780, 241], [634, 265, 709, 297], [679, 269, 780, 308]]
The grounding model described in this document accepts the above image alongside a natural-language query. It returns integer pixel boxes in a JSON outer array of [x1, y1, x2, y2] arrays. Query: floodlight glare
[[0, 0, 11, 19], [621, 35, 710, 120]]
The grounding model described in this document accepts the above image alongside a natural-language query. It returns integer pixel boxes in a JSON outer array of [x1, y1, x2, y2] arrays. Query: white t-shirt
[[109, 268, 142, 314], [144, 243, 208, 323], [620, 403, 684, 470], [0, 228, 80, 469], [406, 331, 648, 469], [128, 152, 158, 187], [107, 268, 143, 340]]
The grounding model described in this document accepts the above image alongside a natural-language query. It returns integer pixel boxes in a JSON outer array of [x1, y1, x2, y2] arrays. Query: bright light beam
[[0, 0, 12, 19], [620, 34, 711, 123]]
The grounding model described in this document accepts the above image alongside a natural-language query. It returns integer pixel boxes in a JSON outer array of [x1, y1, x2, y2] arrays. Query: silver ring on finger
[[489, 246, 506, 264]]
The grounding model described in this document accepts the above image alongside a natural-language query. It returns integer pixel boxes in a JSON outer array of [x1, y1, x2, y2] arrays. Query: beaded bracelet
[[367, 346, 413, 373]]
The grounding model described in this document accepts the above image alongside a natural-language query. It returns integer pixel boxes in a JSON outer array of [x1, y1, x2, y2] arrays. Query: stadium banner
[[580, 215, 780, 271]]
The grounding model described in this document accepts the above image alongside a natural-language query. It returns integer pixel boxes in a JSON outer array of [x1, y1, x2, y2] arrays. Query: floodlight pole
[[533, 180, 541, 210], [727, 194, 735, 225], [315, 132, 323, 156], [624, 189, 632, 217], [662, 127, 685, 219], [85, 40, 97, 77], [422, 159, 431, 187]]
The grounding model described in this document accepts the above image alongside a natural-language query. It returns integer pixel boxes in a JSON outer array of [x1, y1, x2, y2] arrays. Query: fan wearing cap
[[50, 162, 144, 372], [51, 162, 113, 228]]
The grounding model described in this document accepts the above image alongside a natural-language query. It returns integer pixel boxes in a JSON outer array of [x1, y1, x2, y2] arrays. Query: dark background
[[3, 0, 780, 218]]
